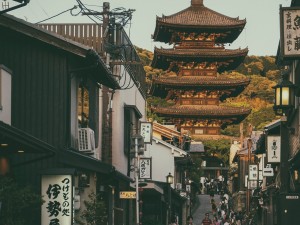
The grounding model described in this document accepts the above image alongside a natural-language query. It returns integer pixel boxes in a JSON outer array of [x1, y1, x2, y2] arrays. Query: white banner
[[41, 175, 73, 225], [267, 136, 281, 163], [139, 158, 152, 179], [140, 122, 152, 144]]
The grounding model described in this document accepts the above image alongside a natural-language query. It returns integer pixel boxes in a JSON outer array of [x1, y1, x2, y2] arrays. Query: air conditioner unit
[[176, 183, 182, 190], [78, 128, 95, 152]]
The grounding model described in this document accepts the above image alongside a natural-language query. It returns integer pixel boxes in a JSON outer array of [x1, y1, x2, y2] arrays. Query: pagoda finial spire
[[191, 0, 204, 6]]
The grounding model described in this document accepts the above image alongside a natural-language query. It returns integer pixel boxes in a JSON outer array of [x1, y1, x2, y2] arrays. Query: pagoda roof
[[153, 0, 246, 43], [151, 47, 248, 72], [149, 76, 250, 99], [152, 105, 251, 123]]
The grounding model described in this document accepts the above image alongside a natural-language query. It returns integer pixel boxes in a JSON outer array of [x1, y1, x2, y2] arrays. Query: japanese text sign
[[280, 7, 300, 58], [41, 175, 73, 225], [267, 136, 281, 163], [120, 191, 136, 199], [140, 122, 152, 144], [139, 157, 152, 179], [249, 164, 258, 181]]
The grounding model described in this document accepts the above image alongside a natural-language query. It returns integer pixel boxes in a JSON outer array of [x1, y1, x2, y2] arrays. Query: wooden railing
[[39, 23, 104, 53]]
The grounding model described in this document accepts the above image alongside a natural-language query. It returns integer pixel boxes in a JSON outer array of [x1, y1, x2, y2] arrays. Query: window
[[78, 84, 89, 128], [0, 65, 12, 124], [124, 105, 142, 155], [77, 78, 99, 147]]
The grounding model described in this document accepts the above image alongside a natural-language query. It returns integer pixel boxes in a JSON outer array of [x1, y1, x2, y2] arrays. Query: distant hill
[[135, 46, 280, 137]]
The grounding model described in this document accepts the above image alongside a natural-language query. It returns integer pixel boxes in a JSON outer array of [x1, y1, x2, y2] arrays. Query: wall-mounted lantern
[[273, 70, 296, 115]]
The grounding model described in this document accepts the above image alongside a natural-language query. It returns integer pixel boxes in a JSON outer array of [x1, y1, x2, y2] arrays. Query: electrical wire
[[35, 6, 78, 24]]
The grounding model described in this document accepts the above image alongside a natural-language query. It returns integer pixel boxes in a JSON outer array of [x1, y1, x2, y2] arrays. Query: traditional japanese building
[[149, 0, 251, 136]]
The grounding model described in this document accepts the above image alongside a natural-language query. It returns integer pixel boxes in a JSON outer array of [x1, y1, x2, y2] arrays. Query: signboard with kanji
[[120, 191, 136, 199], [249, 164, 258, 181], [140, 122, 152, 144], [41, 175, 73, 225], [139, 157, 151, 179], [267, 136, 281, 163], [280, 7, 300, 58]]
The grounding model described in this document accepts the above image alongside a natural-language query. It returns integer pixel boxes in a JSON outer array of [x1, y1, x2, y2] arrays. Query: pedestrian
[[187, 215, 194, 225], [223, 217, 230, 225], [212, 216, 220, 225], [209, 188, 215, 199], [201, 212, 213, 225]]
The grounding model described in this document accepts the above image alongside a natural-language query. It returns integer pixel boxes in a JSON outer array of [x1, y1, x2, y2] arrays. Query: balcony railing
[[38, 23, 146, 97]]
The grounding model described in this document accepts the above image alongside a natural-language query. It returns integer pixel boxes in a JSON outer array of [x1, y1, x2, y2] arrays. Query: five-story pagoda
[[149, 0, 251, 136]]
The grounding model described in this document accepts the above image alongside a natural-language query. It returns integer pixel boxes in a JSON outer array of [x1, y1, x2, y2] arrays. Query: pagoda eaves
[[153, 2, 246, 44], [149, 76, 250, 99], [151, 47, 248, 73], [153, 105, 251, 122]]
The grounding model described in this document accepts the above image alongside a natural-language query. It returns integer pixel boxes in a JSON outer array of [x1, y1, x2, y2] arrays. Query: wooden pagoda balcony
[[38, 23, 146, 96]]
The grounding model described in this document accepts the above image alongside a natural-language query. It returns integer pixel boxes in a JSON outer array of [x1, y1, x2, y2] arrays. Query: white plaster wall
[[0, 66, 11, 125], [111, 65, 146, 174], [143, 138, 187, 187]]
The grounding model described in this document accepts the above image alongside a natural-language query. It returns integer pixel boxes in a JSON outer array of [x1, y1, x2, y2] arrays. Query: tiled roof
[[152, 1, 246, 43], [152, 76, 250, 87], [153, 105, 251, 117], [157, 3, 245, 27], [154, 47, 248, 57], [151, 47, 248, 72]]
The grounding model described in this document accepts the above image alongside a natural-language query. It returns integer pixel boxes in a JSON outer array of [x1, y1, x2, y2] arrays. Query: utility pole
[[247, 138, 252, 215], [134, 136, 140, 225]]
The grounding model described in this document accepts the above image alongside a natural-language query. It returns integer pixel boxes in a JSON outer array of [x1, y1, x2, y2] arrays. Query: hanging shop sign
[[41, 174, 73, 225], [120, 191, 136, 199], [267, 136, 281, 163], [140, 122, 152, 144], [249, 164, 258, 181], [263, 164, 274, 177], [280, 6, 300, 58], [139, 157, 152, 179]]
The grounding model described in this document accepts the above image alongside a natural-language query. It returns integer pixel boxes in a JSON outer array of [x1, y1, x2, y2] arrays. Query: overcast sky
[[8, 0, 292, 56]]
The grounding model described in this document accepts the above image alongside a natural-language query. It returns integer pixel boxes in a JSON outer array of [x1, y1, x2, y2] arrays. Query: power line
[[35, 6, 78, 24]]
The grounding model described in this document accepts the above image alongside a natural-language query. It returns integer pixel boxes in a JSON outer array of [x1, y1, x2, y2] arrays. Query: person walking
[[201, 213, 213, 225], [212, 216, 220, 225], [187, 215, 194, 225]]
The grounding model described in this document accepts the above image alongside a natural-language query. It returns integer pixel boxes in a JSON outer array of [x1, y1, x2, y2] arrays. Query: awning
[[59, 149, 133, 183], [264, 119, 281, 135], [0, 121, 56, 155], [0, 121, 56, 166], [59, 149, 114, 174]]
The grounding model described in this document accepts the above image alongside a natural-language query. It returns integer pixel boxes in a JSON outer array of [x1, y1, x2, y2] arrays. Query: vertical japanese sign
[[280, 7, 300, 58], [139, 158, 152, 179], [248, 164, 258, 181], [140, 122, 152, 144], [267, 136, 281, 163], [41, 175, 73, 225]]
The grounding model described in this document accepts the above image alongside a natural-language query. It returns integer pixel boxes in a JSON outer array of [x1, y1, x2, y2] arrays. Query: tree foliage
[[76, 192, 108, 225], [0, 177, 43, 225]]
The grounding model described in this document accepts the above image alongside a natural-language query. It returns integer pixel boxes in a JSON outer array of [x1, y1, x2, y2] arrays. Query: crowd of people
[[202, 192, 244, 225]]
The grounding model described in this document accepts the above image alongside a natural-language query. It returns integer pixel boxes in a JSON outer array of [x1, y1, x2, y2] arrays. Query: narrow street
[[192, 194, 221, 225]]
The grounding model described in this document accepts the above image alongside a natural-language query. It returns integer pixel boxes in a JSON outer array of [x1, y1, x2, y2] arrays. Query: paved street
[[192, 194, 221, 225]]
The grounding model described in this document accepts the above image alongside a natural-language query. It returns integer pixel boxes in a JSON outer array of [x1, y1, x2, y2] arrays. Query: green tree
[[0, 177, 43, 225], [76, 192, 108, 225]]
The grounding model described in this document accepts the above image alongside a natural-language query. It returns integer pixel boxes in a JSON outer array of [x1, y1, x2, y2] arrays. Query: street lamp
[[166, 173, 174, 225], [272, 70, 295, 225], [166, 172, 174, 184], [273, 70, 296, 115]]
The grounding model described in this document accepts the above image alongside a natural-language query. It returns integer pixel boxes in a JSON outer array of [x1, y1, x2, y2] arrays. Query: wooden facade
[[0, 14, 130, 225]]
